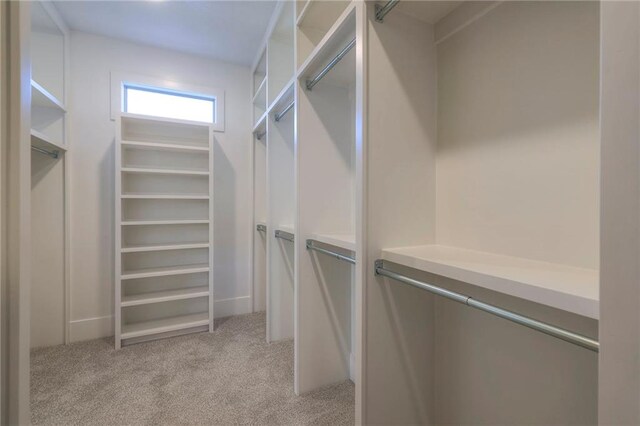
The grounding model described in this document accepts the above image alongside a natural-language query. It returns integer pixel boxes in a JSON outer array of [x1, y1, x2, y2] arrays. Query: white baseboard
[[67, 296, 252, 343], [69, 315, 113, 343], [214, 295, 251, 318]]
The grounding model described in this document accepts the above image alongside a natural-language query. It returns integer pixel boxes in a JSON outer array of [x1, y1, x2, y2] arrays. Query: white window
[[111, 72, 225, 131], [124, 84, 215, 124]]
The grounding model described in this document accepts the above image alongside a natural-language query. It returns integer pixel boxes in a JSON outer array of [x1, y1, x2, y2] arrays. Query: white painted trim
[[69, 296, 252, 342], [69, 316, 114, 343], [214, 296, 252, 319], [109, 71, 225, 132]]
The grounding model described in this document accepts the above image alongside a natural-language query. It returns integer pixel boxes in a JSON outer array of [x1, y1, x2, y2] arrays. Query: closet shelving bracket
[[374, 259, 599, 352]]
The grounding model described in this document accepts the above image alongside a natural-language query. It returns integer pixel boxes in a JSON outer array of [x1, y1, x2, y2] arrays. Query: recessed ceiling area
[[52, 0, 278, 66]]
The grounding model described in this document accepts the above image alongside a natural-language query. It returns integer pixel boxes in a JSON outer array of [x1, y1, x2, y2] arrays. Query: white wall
[[68, 31, 252, 342]]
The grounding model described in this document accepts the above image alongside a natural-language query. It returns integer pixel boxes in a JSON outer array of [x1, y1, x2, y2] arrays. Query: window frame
[[110, 71, 225, 131]]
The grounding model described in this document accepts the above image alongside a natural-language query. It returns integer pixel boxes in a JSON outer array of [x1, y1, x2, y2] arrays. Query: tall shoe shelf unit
[[115, 113, 214, 349]]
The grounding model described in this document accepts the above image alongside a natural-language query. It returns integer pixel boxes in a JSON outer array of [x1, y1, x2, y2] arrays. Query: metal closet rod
[[32, 145, 59, 159], [306, 239, 356, 265], [374, 260, 599, 352], [275, 101, 294, 122], [256, 224, 267, 233], [275, 229, 294, 242], [306, 38, 356, 91], [375, 0, 400, 22]]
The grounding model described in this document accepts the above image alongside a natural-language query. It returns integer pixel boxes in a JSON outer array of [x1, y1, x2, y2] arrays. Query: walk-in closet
[[2, 0, 640, 425]]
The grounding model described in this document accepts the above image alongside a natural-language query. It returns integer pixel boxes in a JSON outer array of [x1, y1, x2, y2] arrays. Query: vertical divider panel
[[362, 3, 438, 423], [267, 89, 295, 342], [114, 116, 123, 349]]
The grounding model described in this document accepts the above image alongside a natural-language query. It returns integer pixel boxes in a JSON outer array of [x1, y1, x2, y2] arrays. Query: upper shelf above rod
[[306, 37, 356, 91], [375, 0, 400, 22]]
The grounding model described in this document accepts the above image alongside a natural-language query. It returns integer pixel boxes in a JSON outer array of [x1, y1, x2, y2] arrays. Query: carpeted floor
[[31, 313, 355, 425]]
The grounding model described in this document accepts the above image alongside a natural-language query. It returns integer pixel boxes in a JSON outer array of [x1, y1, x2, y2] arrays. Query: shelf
[[122, 220, 209, 226], [121, 312, 210, 339], [121, 193, 209, 200], [311, 233, 355, 251], [268, 78, 295, 114], [121, 287, 209, 307], [297, 4, 356, 83], [121, 263, 210, 280], [121, 167, 209, 176], [121, 112, 211, 129], [296, 0, 349, 30], [31, 79, 66, 112], [381, 245, 599, 319], [121, 242, 210, 253], [121, 140, 209, 153], [252, 77, 267, 104], [278, 225, 295, 235], [253, 111, 268, 134], [31, 129, 66, 152]]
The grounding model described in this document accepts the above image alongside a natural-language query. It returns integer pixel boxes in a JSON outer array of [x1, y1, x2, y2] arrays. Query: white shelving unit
[[30, 0, 71, 350], [115, 113, 214, 348]]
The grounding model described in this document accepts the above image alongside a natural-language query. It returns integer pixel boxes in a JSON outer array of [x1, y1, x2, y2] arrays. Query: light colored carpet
[[31, 313, 355, 425]]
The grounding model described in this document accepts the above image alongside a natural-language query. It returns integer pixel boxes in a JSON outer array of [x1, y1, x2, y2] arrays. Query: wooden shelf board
[[121, 193, 209, 200], [381, 244, 599, 319], [121, 220, 209, 226], [252, 77, 267, 104], [297, 3, 356, 82], [31, 129, 66, 152], [121, 312, 210, 339], [31, 79, 66, 112], [121, 263, 210, 280], [311, 233, 355, 251], [121, 287, 210, 307], [121, 242, 210, 253], [121, 112, 211, 129], [121, 167, 209, 176], [267, 78, 295, 115], [253, 111, 268, 134], [121, 140, 209, 153]]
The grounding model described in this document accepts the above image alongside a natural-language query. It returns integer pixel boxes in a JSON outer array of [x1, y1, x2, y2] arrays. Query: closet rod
[[306, 239, 356, 265], [256, 224, 267, 233], [374, 260, 599, 352], [306, 38, 356, 91], [31, 145, 59, 159], [256, 131, 267, 140], [375, 0, 400, 22], [275, 229, 294, 242], [275, 101, 294, 122]]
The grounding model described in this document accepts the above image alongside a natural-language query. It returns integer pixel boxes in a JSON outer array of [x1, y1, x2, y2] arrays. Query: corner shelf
[[381, 244, 599, 319]]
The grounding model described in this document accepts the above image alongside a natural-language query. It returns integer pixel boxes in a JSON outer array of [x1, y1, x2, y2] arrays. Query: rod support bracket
[[374, 259, 384, 275], [306, 239, 313, 250]]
